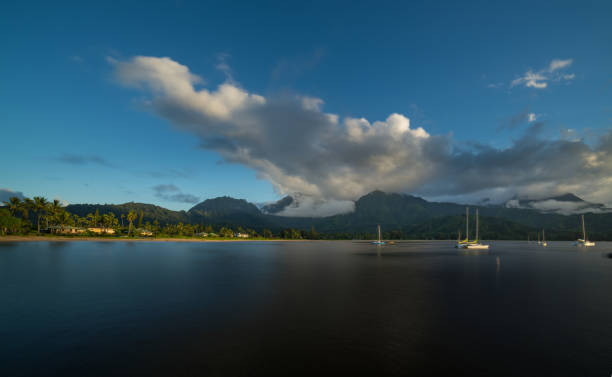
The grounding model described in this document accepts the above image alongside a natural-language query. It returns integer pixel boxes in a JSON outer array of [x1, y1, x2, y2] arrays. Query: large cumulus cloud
[[112, 56, 612, 216]]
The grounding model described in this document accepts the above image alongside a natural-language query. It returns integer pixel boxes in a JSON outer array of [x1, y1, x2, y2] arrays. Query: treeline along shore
[[0, 196, 308, 240], [2, 191, 612, 240]]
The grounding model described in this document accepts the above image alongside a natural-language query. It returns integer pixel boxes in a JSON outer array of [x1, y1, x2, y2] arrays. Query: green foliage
[[219, 227, 233, 237], [5, 191, 612, 240], [66, 202, 189, 226], [0, 208, 25, 235], [280, 228, 302, 239], [127, 210, 137, 237]]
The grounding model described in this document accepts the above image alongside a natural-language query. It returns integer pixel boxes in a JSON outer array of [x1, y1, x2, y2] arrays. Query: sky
[[1, 0, 611, 215]]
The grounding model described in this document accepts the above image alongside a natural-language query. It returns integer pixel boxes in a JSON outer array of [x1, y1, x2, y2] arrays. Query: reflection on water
[[0, 240, 610, 377], [48, 241, 70, 249]]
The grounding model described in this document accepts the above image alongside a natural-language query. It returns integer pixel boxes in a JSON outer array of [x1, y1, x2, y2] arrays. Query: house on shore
[[136, 228, 153, 237], [87, 227, 116, 235], [48, 225, 86, 234], [234, 232, 250, 238]]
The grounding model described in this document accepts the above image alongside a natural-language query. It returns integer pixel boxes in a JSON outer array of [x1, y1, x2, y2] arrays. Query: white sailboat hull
[[458, 243, 489, 250], [575, 215, 595, 247], [574, 240, 595, 247], [456, 208, 489, 250]]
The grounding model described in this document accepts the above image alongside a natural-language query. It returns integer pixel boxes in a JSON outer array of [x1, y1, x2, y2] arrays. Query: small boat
[[372, 225, 385, 245], [457, 208, 489, 250], [541, 229, 547, 247], [574, 215, 595, 247]]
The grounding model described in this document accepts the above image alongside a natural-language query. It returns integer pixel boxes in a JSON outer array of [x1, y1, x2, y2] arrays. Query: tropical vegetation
[[3, 191, 612, 240]]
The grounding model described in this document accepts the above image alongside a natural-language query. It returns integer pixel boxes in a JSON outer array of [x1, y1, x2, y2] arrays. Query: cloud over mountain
[[113, 56, 612, 216], [0, 188, 25, 203]]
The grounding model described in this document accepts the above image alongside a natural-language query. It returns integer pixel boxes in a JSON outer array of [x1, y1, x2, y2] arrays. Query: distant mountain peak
[[547, 193, 584, 202], [188, 196, 260, 216], [505, 192, 609, 215], [261, 196, 294, 214]]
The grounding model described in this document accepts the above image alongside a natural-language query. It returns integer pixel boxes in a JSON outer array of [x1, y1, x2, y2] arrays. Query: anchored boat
[[574, 214, 595, 247], [372, 225, 385, 245], [456, 208, 489, 250]]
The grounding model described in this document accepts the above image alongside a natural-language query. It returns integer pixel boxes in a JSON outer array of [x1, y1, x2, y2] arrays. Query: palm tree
[[22, 198, 33, 221], [102, 212, 117, 230], [32, 197, 48, 233], [56, 210, 73, 231], [47, 199, 62, 227], [120, 214, 125, 228], [127, 210, 137, 237], [4, 197, 21, 216]]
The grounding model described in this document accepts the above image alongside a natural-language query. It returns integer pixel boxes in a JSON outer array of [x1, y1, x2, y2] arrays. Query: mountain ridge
[[61, 191, 612, 239]]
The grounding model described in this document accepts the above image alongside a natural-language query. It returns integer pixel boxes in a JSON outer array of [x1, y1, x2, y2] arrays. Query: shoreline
[[0, 236, 594, 243], [0, 236, 309, 243]]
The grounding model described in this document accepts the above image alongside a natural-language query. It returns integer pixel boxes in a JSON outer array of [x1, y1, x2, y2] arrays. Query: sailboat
[[457, 207, 473, 247], [574, 214, 595, 247], [541, 229, 547, 247], [457, 208, 489, 250], [372, 225, 385, 245]]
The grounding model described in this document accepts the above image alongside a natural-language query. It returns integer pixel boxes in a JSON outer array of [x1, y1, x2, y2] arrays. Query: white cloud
[[112, 56, 612, 215], [504, 197, 611, 215], [548, 59, 573, 72], [512, 70, 548, 88], [527, 113, 537, 122], [505, 199, 520, 208], [53, 197, 69, 207], [275, 194, 355, 217], [511, 58, 574, 89]]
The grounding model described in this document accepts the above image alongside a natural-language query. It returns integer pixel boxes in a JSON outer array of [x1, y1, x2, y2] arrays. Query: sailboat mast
[[476, 209, 479, 241], [466, 207, 469, 241], [582, 215, 586, 241], [377, 225, 381, 242]]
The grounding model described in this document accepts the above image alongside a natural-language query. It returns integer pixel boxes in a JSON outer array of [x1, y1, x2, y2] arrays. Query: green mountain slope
[[63, 191, 612, 240]]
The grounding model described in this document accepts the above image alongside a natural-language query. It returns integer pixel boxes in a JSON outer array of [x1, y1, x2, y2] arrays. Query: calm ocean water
[[0, 240, 611, 376]]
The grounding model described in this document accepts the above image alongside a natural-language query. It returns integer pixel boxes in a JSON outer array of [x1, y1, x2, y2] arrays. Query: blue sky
[[1, 1, 611, 213]]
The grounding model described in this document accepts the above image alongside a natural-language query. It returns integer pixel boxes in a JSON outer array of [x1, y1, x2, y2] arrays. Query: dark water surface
[[1, 240, 611, 376]]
